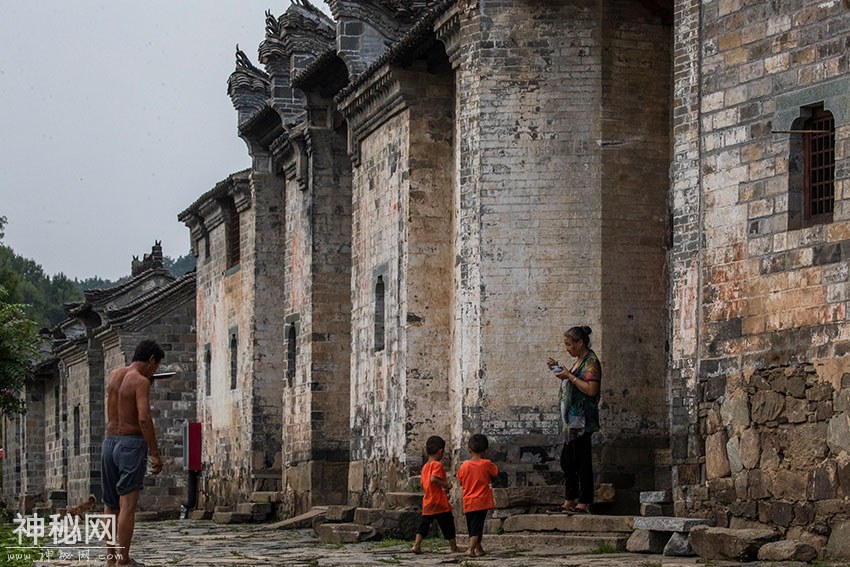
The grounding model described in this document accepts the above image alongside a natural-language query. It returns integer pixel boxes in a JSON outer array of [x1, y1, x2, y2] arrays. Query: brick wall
[[195, 198, 256, 508], [670, 0, 850, 537], [454, 0, 671, 502]]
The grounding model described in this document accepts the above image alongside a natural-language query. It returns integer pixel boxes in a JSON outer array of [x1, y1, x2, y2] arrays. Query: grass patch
[[589, 542, 620, 554], [1, 521, 43, 566]]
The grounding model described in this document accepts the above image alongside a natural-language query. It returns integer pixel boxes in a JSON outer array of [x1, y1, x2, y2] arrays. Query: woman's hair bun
[[582, 326, 592, 335]]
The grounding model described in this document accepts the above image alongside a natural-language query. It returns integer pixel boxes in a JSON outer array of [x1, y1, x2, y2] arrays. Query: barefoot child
[[456, 433, 499, 558], [411, 436, 460, 554]]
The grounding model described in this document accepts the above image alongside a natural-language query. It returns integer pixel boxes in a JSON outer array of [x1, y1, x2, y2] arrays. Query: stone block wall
[[685, 364, 850, 550], [44, 371, 65, 496], [669, 0, 850, 527]]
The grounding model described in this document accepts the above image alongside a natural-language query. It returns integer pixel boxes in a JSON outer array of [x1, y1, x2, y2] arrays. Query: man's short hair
[[133, 340, 165, 363], [468, 433, 489, 454], [425, 435, 446, 456]]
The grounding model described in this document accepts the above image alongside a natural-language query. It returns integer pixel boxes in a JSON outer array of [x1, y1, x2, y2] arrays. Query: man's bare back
[[106, 366, 147, 437]]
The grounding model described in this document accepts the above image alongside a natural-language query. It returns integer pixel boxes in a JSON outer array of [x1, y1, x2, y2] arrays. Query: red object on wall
[[183, 422, 202, 472]]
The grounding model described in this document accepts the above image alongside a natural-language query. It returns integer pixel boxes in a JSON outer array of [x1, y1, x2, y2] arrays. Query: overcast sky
[[0, 1, 333, 281]]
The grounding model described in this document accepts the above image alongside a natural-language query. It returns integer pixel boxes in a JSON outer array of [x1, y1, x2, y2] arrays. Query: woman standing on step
[[547, 325, 601, 514]]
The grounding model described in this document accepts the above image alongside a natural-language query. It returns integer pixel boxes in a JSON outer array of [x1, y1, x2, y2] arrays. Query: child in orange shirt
[[411, 436, 460, 554], [456, 433, 499, 558]]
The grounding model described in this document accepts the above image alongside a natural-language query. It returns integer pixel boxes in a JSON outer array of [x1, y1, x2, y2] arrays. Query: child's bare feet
[[466, 549, 477, 557], [475, 548, 487, 557], [450, 547, 462, 553], [410, 546, 422, 554]]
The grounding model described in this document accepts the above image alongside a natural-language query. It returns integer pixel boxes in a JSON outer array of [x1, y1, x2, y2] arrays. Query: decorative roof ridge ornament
[[228, 45, 271, 121]]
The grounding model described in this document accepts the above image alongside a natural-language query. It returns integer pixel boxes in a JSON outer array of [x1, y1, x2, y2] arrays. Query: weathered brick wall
[[64, 347, 104, 506], [281, 126, 353, 513], [453, 0, 670, 501], [195, 204, 255, 508], [44, 372, 65, 496], [670, 0, 850, 539], [20, 381, 46, 502], [349, 111, 411, 505], [103, 312, 197, 514], [598, 0, 672, 496], [1, 412, 23, 508], [247, 169, 285, 495]]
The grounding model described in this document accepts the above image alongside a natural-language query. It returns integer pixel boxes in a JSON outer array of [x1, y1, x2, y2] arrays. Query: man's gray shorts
[[101, 435, 148, 509]]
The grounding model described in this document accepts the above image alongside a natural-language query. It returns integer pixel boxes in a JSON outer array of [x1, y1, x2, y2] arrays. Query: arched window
[[789, 105, 835, 229], [803, 107, 835, 224], [375, 275, 385, 352], [229, 332, 238, 390], [287, 323, 297, 387]]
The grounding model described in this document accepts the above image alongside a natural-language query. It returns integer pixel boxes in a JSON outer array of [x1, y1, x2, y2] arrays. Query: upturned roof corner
[[228, 45, 271, 123]]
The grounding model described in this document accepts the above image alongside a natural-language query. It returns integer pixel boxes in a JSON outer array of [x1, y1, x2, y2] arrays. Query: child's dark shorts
[[101, 435, 148, 509], [465, 509, 488, 538], [416, 511, 456, 539]]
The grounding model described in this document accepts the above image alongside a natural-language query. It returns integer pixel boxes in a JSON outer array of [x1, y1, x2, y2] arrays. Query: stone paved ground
[[21, 520, 848, 567]]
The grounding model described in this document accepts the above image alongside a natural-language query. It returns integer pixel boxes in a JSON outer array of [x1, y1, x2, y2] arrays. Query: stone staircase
[[283, 485, 633, 552]]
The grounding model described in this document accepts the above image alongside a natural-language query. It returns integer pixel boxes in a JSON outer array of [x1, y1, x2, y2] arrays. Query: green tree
[[163, 252, 196, 276], [0, 285, 39, 416]]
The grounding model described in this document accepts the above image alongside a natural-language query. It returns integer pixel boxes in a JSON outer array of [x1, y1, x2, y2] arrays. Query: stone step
[[384, 492, 422, 510], [188, 509, 212, 520], [212, 511, 253, 524], [492, 484, 615, 508], [237, 502, 273, 516], [250, 491, 283, 503], [632, 516, 711, 532], [639, 490, 672, 504], [502, 513, 634, 534], [456, 532, 629, 552]]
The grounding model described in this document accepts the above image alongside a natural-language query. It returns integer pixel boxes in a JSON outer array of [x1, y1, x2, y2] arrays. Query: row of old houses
[[5, 0, 850, 554]]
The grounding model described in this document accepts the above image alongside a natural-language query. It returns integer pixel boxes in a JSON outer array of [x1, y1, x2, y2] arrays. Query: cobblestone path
[[24, 520, 777, 567]]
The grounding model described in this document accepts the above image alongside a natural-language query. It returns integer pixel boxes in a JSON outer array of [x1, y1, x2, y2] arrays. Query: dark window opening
[[287, 324, 297, 387], [73, 406, 80, 456], [204, 344, 212, 396], [224, 198, 240, 268], [54, 385, 60, 440], [230, 333, 238, 390], [804, 107, 835, 224], [375, 275, 385, 352]]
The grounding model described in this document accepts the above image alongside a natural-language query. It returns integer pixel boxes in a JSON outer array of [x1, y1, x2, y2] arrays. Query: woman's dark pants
[[560, 432, 594, 504]]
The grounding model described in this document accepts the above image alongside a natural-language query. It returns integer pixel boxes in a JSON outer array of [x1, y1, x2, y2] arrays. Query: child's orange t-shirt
[[456, 458, 499, 513], [421, 460, 452, 515]]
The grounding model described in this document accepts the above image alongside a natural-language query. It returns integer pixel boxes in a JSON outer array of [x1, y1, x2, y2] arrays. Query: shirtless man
[[102, 340, 164, 566]]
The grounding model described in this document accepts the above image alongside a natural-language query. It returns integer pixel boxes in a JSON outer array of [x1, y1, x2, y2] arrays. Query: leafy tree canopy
[[0, 285, 39, 416]]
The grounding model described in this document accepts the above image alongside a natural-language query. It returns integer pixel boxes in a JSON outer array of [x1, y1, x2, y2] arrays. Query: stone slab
[[250, 491, 283, 503], [757, 540, 817, 562], [384, 492, 422, 510], [639, 490, 672, 504], [315, 522, 378, 544], [502, 513, 633, 533], [187, 510, 213, 520], [626, 528, 669, 553], [323, 505, 356, 522], [237, 502, 272, 516], [663, 532, 695, 556], [264, 508, 324, 530], [632, 516, 711, 532], [689, 525, 780, 561], [492, 484, 616, 508], [212, 512, 253, 524], [827, 520, 850, 559]]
